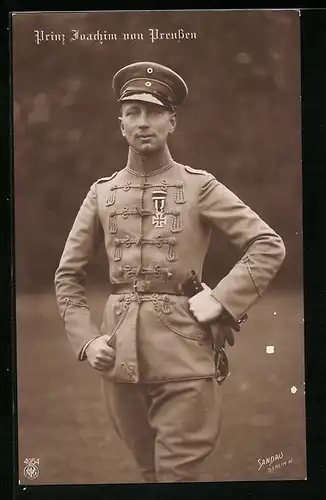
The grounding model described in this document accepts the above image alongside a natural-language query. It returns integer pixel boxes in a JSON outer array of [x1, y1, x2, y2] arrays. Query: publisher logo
[[23, 458, 40, 480]]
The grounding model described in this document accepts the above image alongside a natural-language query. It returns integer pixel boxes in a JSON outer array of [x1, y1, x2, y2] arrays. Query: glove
[[210, 322, 235, 351]]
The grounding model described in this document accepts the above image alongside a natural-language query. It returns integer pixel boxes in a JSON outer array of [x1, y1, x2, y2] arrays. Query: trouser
[[101, 377, 222, 483]]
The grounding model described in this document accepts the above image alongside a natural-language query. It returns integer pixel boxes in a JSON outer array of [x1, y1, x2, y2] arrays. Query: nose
[[137, 109, 150, 129]]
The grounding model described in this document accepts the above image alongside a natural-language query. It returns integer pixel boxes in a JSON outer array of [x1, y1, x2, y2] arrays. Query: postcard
[[11, 9, 305, 485]]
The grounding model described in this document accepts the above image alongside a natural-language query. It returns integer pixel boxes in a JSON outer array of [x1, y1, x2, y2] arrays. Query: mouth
[[137, 134, 154, 139]]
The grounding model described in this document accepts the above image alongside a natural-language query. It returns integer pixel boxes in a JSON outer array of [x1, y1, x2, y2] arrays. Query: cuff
[[78, 336, 101, 361], [210, 292, 248, 332]]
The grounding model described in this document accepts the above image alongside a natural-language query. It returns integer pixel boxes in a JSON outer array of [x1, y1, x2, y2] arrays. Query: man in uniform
[[54, 61, 286, 483]]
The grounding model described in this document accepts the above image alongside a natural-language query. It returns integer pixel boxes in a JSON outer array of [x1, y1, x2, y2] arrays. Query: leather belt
[[111, 279, 185, 295]]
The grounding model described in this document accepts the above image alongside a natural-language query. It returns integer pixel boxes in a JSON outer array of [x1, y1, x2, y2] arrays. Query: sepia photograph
[[12, 9, 305, 484]]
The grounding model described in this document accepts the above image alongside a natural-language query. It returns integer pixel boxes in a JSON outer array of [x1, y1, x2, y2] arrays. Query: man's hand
[[85, 335, 116, 371], [188, 283, 224, 323]]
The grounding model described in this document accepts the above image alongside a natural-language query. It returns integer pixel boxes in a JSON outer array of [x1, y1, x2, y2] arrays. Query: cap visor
[[119, 93, 165, 107]]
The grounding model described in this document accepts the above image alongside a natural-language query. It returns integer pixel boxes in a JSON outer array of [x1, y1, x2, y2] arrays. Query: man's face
[[119, 101, 176, 154]]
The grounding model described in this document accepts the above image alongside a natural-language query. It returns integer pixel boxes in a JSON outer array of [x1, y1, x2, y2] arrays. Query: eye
[[150, 108, 164, 116], [126, 108, 137, 116]]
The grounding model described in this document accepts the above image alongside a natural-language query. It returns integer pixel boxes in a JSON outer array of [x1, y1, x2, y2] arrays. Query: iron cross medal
[[152, 189, 167, 228]]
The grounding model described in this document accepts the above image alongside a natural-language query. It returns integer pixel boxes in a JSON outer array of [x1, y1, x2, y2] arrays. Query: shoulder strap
[[184, 165, 208, 176], [96, 172, 118, 183]]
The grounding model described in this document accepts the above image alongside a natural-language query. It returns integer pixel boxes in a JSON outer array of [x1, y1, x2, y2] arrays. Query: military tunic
[[54, 159, 285, 482], [55, 161, 286, 384]]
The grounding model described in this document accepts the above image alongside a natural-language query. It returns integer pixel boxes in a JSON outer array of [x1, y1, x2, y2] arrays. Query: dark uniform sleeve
[[54, 182, 104, 359], [198, 173, 286, 322]]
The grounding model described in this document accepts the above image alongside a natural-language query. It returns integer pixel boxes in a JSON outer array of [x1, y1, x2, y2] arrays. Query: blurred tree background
[[12, 10, 302, 293]]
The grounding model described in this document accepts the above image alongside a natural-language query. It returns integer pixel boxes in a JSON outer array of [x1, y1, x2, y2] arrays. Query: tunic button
[[145, 81, 152, 87], [197, 331, 205, 345], [147, 67, 153, 74]]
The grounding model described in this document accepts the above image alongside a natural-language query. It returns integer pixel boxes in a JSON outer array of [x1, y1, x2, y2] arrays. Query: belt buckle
[[133, 279, 150, 293]]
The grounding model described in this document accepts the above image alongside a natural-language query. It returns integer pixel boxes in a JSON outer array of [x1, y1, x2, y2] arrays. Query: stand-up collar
[[126, 146, 175, 177]]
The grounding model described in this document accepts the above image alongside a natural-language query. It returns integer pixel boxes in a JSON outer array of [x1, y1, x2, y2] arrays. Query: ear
[[119, 116, 126, 137], [168, 113, 177, 134]]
